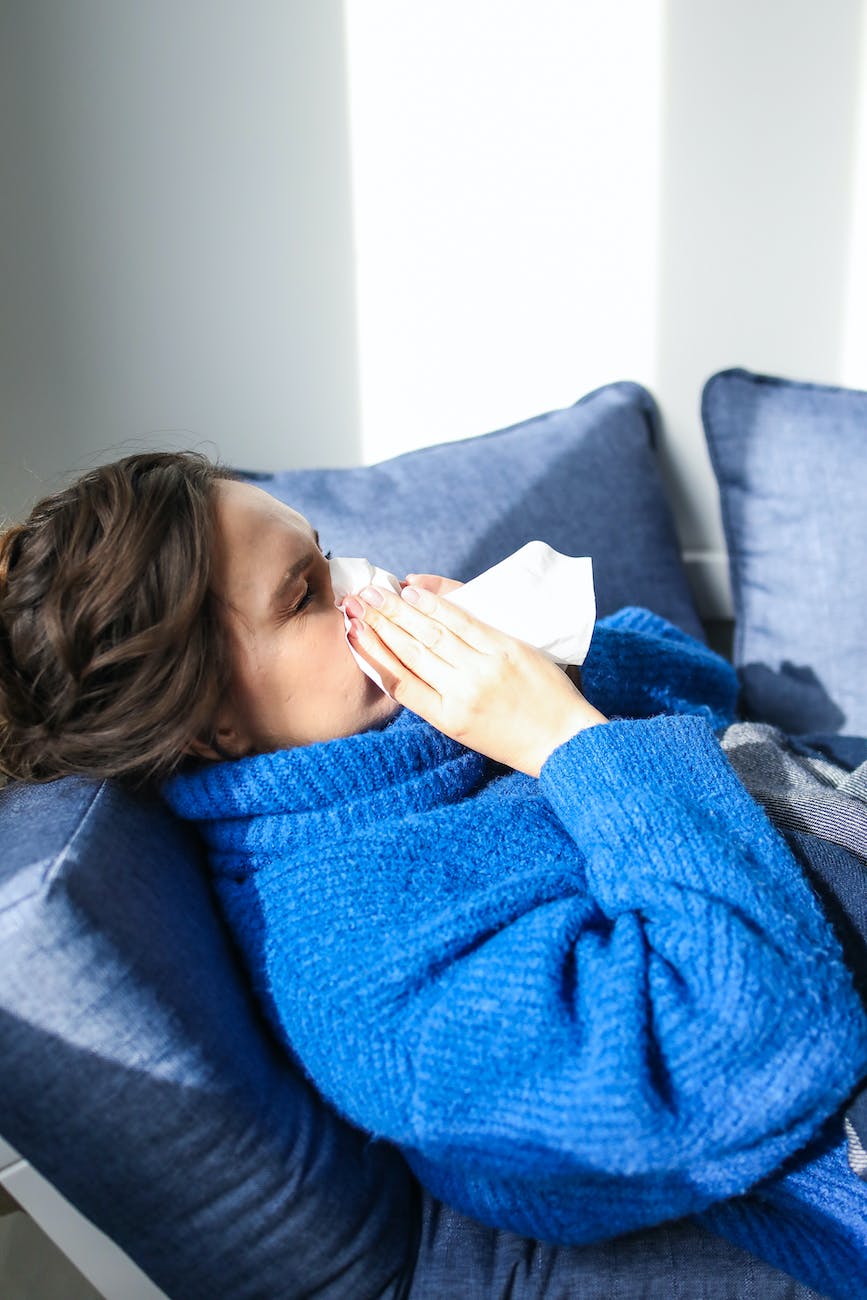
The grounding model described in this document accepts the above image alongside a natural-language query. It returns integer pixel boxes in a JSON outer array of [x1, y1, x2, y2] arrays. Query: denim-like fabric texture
[[409, 1195, 826, 1299], [702, 369, 867, 735], [238, 381, 704, 638], [0, 777, 416, 1300]]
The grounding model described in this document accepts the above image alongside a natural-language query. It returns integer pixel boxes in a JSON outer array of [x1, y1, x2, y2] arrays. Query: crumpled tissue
[[329, 541, 596, 694]]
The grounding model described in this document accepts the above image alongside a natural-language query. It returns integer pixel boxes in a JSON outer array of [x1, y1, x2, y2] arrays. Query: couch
[[3, 370, 866, 1299]]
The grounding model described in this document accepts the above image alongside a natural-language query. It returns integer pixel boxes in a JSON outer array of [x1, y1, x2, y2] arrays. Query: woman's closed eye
[[280, 550, 332, 621], [288, 583, 314, 617]]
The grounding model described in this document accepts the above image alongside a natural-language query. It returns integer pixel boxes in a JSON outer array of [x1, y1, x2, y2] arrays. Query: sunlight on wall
[[344, 0, 664, 463], [841, 1, 867, 389]]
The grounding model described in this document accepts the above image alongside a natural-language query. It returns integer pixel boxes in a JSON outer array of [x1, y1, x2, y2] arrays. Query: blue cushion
[[702, 369, 867, 734], [240, 381, 704, 638], [0, 777, 415, 1299]]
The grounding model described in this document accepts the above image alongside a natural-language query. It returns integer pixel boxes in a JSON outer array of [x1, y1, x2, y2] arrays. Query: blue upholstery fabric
[[0, 777, 416, 1300], [702, 368, 867, 735], [239, 381, 704, 637], [409, 1196, 825, 1299]]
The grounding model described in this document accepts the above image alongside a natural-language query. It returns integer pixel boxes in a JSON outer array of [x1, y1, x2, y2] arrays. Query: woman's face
[[199, 478, 399, 758]]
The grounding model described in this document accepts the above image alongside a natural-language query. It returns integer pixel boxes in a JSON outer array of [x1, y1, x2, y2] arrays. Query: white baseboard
[[1, 1157, 167, 1300]]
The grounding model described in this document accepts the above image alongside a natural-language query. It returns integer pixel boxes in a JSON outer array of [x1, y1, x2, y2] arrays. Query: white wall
[[657, 0, 866, 611], [3, 1, 867, 616], [344, 0, 665, 458], [344, 0, 867, 615], [0, 0, 360, 525]]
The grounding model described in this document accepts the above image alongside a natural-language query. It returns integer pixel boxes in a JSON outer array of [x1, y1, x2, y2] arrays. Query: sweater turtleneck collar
[[163, 707, 492, 825]]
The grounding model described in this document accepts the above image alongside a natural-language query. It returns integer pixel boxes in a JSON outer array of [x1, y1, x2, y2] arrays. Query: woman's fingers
[[345, 581, 606, 775], [344, 586, 465, 701], [399, 583, 501, 653], [347, 587, 457, 671], [349, 583, 499, 663], [345, 581, 504, 712], [347, 616, 445, 713], [404, 573, 464, 597]]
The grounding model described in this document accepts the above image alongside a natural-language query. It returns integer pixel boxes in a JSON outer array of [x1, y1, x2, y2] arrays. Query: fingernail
[[359, 585, 384, 607], [344, 595, 363, 619], [401, 586, 421, 606]]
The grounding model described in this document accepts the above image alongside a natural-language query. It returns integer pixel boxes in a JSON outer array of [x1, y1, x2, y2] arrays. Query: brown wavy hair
[[0, 451, 234, 787]]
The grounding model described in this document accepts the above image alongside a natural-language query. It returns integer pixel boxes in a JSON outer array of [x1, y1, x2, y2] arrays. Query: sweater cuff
[[539, 714, 736, 832]]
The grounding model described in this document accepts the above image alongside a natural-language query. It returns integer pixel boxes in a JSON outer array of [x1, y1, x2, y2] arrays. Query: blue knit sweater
[[165, 609, 867, 1297]]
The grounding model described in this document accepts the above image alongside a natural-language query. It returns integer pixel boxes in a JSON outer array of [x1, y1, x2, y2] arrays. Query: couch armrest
[[0, 1135, 18, 1172], [1, 1152, 167, 1299]]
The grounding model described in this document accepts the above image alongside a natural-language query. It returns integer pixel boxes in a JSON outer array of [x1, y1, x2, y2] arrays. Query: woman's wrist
[[528, 699, 608, 778]]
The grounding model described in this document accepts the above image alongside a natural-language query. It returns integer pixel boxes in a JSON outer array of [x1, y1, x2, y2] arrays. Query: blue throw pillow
[[703, 368, 867, 735], [239, 381, 703, 638], [0, 777, 415, 1299]]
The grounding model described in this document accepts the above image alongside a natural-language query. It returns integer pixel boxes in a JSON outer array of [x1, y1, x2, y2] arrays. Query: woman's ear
[[185, 734, 238, 763], [185, 715, 251, 763]]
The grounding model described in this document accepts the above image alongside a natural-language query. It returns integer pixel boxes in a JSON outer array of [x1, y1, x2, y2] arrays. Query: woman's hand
[[344, 583, 606, 776], [401, 572, 463, 598]]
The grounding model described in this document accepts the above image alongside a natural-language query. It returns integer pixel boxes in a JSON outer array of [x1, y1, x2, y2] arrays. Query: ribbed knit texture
[[165, 608, 867, 1298]]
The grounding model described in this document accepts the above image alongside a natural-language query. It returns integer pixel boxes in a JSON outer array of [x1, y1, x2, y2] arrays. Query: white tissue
[[329, 555, 402, 606], [329, 556, 402, 692], [448, 542, 595, 666], [329, 543, 596, 695]]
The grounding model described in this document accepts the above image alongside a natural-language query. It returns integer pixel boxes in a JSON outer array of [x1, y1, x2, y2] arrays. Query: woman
[[2, 451, 866, 1296]]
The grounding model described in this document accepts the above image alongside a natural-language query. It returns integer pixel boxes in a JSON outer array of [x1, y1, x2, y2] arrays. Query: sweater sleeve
[[209, 709, 867, 1248], [581, 607, 739, 727], [398, 716, 867, 1242]]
